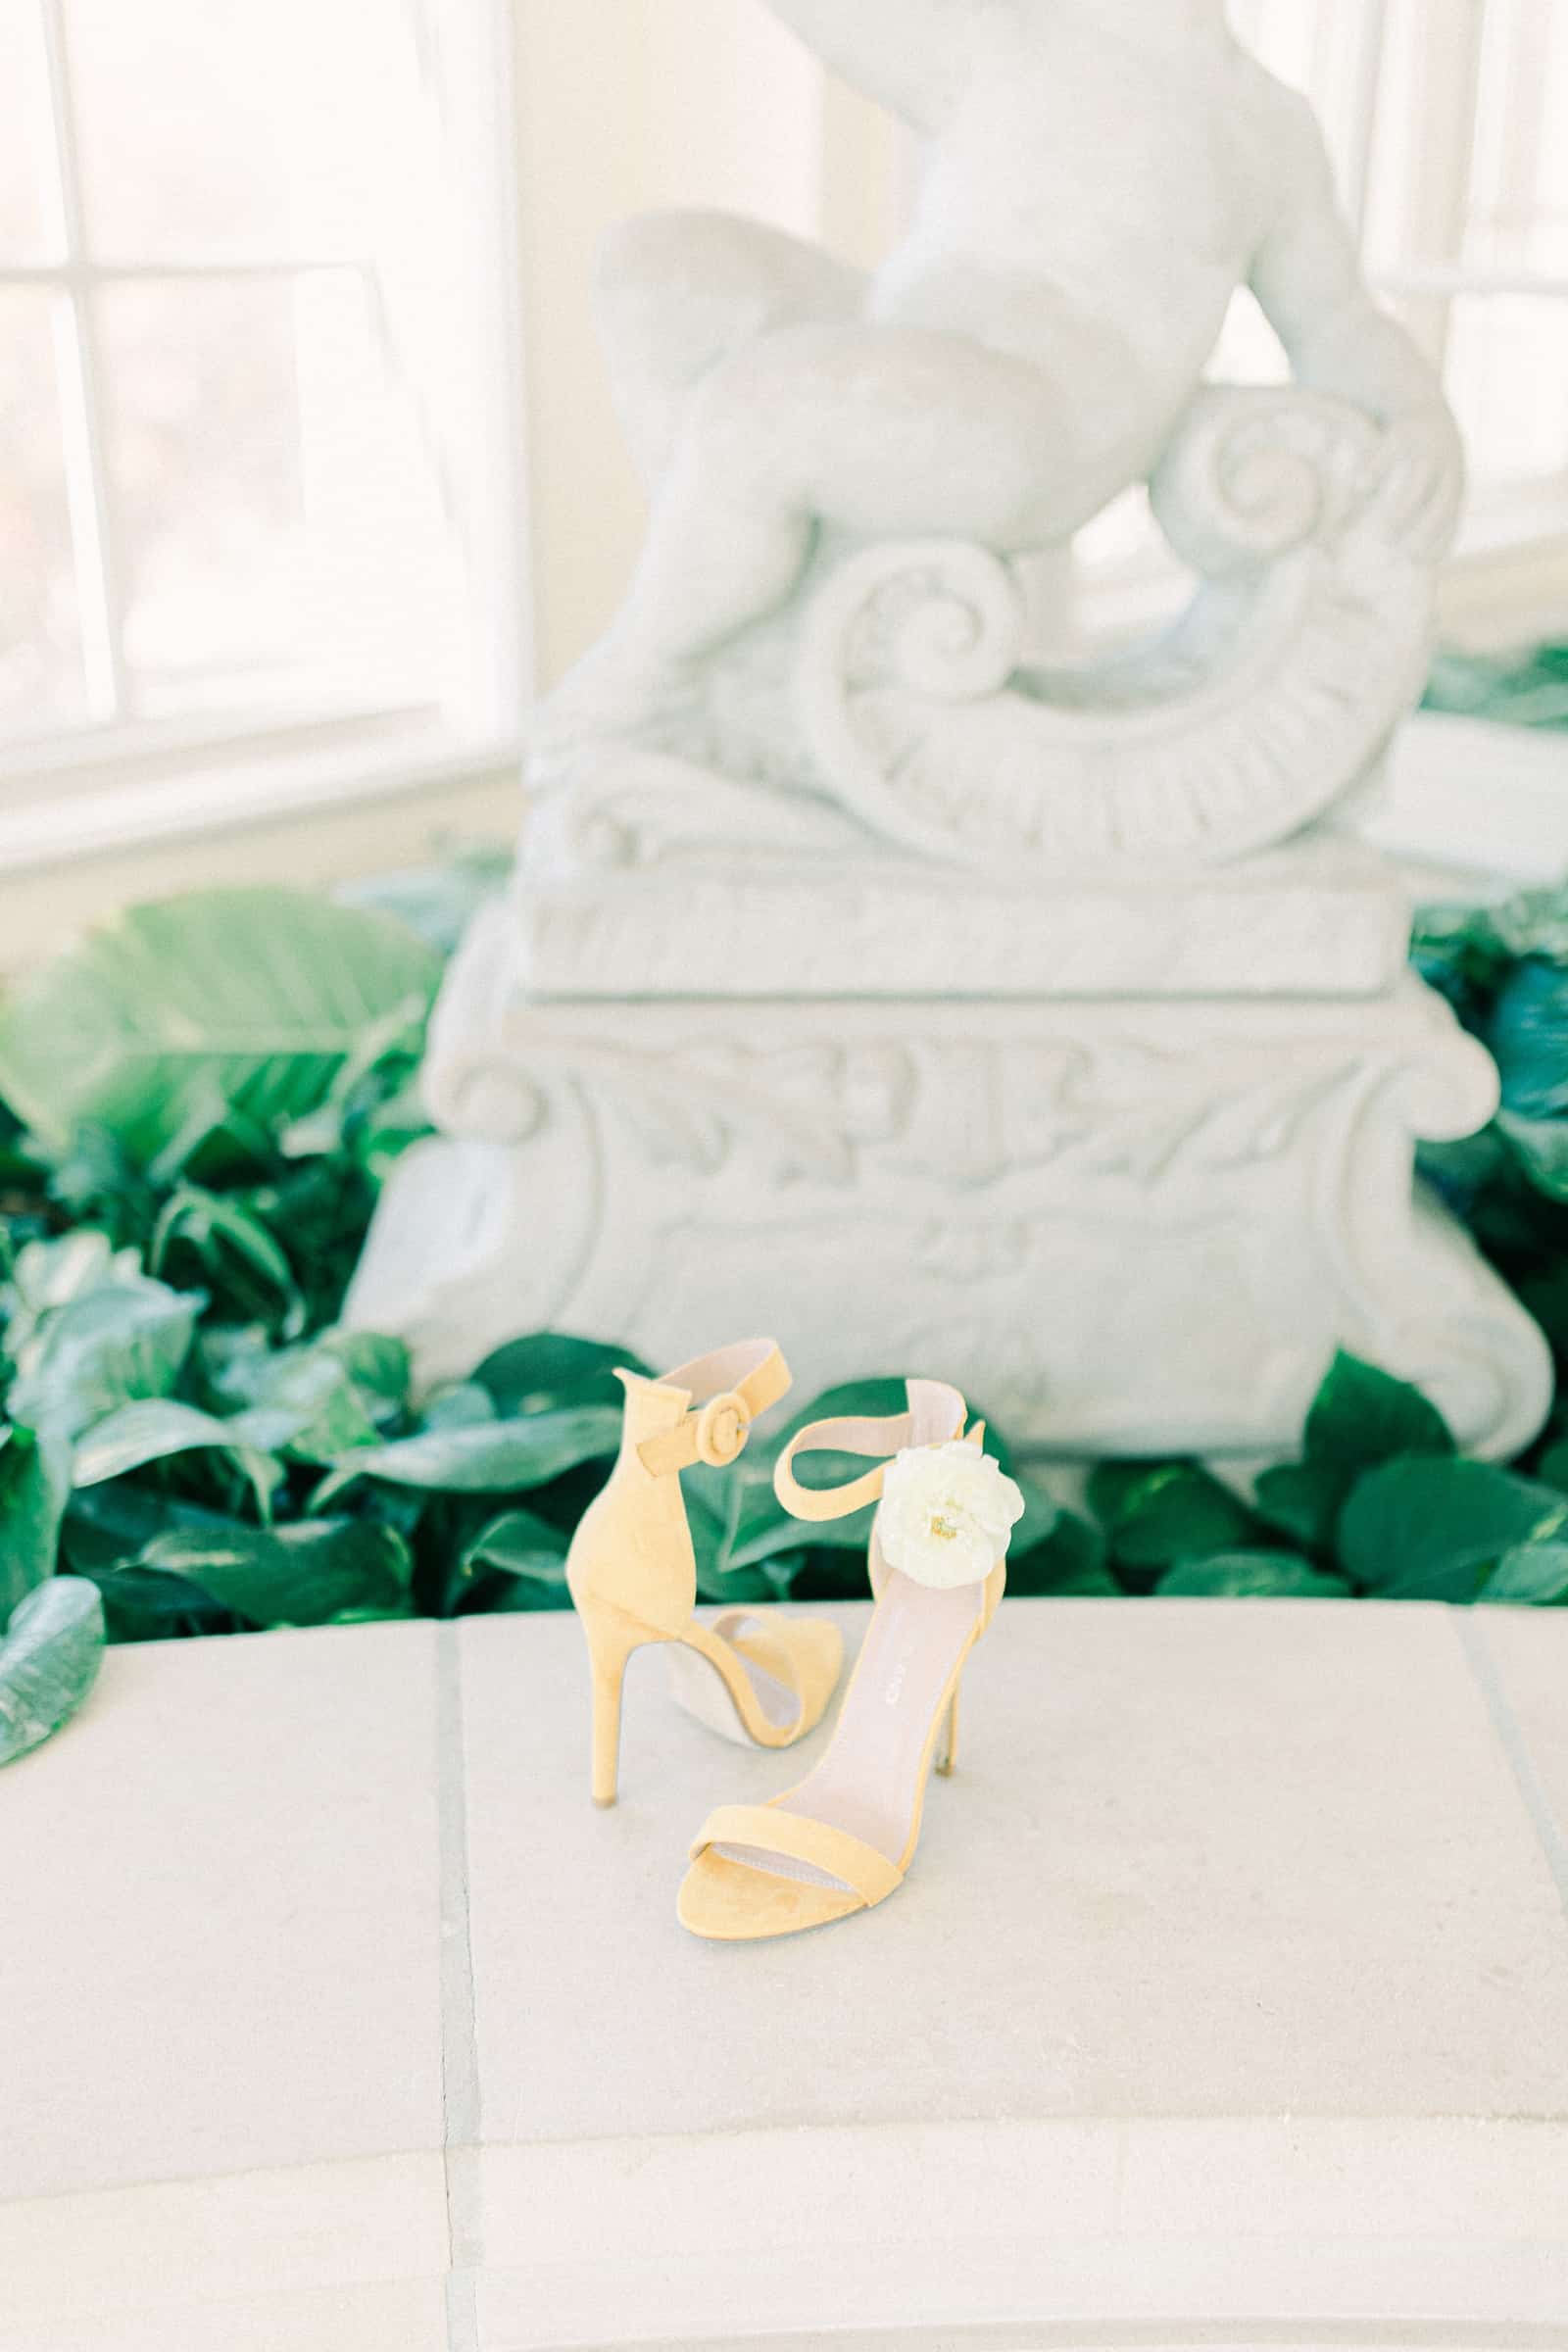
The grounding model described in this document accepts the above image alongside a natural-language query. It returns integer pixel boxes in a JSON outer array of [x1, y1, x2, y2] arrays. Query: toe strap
[[690, 1805, 904, 1906]]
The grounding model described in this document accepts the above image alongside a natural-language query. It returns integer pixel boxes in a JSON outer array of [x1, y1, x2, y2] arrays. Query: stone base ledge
[[479, 2120, 1568, 2349], [516, 835, 1410, 1002]]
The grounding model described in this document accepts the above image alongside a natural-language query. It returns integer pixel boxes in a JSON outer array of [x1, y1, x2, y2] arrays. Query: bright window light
[[0, 0, 523, 784]]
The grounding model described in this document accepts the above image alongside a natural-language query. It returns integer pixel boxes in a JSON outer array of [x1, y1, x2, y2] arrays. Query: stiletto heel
[[581, 1602, 651, 1809], [565, 1340, 844, 1804], [678, 1380, 1024, 1941], [935, 1683, 960, 1779]]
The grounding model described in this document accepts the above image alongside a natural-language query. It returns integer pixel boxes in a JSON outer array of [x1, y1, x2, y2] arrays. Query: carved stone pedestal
[[348, 877, 1547, 1458], [347, 389, 1552, 1459]]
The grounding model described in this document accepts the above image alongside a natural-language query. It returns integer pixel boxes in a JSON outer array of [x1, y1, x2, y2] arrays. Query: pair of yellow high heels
[[565, 1338, 1025, 1942]]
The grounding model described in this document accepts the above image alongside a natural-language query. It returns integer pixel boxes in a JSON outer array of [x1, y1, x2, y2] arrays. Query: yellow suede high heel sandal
[[678, 1379, 1024, 1940], [566, 1339, 844, 1807]]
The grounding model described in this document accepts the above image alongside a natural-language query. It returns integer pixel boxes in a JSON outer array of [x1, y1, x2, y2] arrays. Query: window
[[0, 0, 526, 849], [1076, 0, 1568, 643]]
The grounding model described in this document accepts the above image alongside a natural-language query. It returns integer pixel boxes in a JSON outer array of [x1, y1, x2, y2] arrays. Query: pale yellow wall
[[512, 0, 906, 685], [0, 765, 521, 979]]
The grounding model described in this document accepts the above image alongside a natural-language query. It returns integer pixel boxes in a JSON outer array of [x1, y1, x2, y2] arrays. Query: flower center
[[928, 1509, 960, 1543]]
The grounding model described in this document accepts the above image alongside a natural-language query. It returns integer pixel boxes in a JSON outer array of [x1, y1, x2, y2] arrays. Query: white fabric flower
[[876, 1441, 1026, 1590]]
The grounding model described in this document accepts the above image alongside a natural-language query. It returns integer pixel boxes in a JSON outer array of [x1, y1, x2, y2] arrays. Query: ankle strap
[[773, 1380, 968, 1522], [637, 1340, 792, 1475]]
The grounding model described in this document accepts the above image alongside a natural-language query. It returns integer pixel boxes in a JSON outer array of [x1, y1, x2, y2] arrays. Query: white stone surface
[[1473, 1604, 1568, 1877], [462, 1605, 1568, 2138], [518, 833, 1412, 1002], [7, 1604, 1567, 2348], [468, 1601, 1568, 2347], [1, 1625, 444, 2200], [0, 1624, 449, 2344], [0, 2284, 449, 2352]]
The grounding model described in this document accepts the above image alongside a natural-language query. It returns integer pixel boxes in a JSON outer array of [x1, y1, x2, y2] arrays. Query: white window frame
[[0, 0, 532, 876]]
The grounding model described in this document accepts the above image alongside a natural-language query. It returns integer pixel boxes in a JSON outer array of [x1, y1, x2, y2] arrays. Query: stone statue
[[545, 0, 1461, 754], [348, 0, 1551, 1465]]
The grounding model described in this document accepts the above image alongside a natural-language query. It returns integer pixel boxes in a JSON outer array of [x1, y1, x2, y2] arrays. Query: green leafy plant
[[1424, 642, 1568, 732], [4, 860, 1568, 1771], [1092, 1349, 1568, 1604]]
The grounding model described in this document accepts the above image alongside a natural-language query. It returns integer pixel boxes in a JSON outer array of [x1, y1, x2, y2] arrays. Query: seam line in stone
[[438, 1620, 483, 2350], [1458, 1611, 1568, 1925]]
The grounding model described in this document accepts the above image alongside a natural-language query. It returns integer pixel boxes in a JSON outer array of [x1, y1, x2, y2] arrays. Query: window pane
[[66, 0, 422, 263], [1466, 0, 1568, 276], [1447, 295, 1568, 499], [98, 271, 460, 719], [0, 0, 58, 262], [0, 289, 87, 738]]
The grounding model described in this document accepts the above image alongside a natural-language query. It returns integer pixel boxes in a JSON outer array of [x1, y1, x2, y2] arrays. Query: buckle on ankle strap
[[636, 1340, 790, 1477], [641, 1388, 754, 1476], [695, 1391, 751, 1468]]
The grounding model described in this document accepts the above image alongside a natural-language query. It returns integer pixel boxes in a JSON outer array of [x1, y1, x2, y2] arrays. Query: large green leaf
[[329, 1332, 414, 1419], [73, 1399, 291, 1518], [1007, 1506, 1118, 1598], [461, 1507, 569, 1580], [1339, 1457, 1568, 1599], [204, 1328, 409, 1462], [418, 1383, 498, 1434], [1495, 1110, 1568, 1202], [0, 889, 443, 1166], [1, 1231, 145, 1355], [459, 1509, 571, 1612], [139, 1521, 413, 1627], [1009, 1470, 1062, 1555], [719, 1457, 871, 1572], [150, 1186, 304, 1330], [1490, 960, 1568, 1118], [1424, 643, 1568, 730], [0, 1578, 105, 1767], [9, 1279, 200, 1439], [0, 1425, 70, 1612], [1304, 1350, 1455, 1471], [1251, 1461, 1351, 1554], [1482, 883, 1568, 964], [1157, 1552, 1350, 1599], [474, 1334, 651, 1417], [1089, 1460, 1260, 1570], [59, 1480, 238, 1574], [313, 1405, 621, 1504], [1480, 1543, 1568, 1606], [82, 1564, 245, 1643]]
